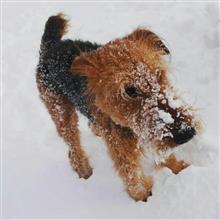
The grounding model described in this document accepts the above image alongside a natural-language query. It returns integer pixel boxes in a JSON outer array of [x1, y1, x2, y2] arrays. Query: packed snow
[[2, 2, 219, 219]]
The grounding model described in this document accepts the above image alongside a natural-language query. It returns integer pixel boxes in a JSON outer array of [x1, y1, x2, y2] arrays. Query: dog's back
[[36, 14, 100, 119]]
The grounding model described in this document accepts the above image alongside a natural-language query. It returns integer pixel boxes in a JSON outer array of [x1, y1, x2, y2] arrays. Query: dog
[[36, 14, 202, 201]]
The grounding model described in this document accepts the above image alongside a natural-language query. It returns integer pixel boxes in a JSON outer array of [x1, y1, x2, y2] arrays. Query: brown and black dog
[[36, 14, 202, 201]]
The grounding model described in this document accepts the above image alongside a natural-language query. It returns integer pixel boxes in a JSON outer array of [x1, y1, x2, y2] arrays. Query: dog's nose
[[172, 126, 196, 145]]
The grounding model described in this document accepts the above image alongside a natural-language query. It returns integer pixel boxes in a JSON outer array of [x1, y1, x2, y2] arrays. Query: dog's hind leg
[[37, 76, 93, 179]]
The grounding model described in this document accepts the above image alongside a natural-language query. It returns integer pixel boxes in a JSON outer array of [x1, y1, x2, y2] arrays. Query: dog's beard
[[139, 135, 200, 178], [130, 107, 174, 151]]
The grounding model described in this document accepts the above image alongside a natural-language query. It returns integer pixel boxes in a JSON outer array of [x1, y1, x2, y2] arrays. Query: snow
[[158, 109, 174, 124], [2, 1, 219, 219], [165, 87, 185, 109]]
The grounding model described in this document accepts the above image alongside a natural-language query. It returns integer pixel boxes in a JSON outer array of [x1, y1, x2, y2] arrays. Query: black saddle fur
[[36, 15, 101, 120]]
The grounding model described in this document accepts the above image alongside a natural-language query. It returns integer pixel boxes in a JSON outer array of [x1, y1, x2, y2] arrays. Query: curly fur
[[36, 14, 202, 201]]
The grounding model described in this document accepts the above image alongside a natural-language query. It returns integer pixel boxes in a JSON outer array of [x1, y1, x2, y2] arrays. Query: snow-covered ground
[[2, 2, 219, 219]]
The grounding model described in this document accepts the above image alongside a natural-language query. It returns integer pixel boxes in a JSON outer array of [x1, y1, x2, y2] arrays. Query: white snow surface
[[2, 2, 219, 219]]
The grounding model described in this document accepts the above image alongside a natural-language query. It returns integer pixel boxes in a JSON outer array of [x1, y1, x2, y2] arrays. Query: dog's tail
[[41, 13, 69, 48]]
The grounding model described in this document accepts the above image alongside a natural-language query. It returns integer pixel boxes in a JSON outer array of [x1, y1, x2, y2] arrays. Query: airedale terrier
[[36, 14, 202, 201]]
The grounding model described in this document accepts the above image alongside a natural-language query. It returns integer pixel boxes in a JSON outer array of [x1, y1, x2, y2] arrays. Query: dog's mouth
[[135, 122, 198, 152], [138, 129, 199, 165]]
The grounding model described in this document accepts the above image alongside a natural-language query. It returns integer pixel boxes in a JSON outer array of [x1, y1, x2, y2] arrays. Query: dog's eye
[[124, 85, 139, 98]]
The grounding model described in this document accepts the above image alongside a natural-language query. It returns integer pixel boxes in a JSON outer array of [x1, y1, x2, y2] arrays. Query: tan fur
[[37, 26, 201, 201], [71, 29, 199, 201], [159, 154, 189, 174], [89, 108, 153, 201], [37, 76, 92, 179], [104, 122, 153, 201]]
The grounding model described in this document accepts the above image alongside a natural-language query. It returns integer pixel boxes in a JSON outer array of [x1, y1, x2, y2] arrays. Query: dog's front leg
[[104, 123, 153, 201]]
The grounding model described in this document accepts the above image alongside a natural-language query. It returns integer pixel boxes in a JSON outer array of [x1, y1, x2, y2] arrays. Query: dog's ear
[[125, 28, 170, 55], [71, 53, 99, 78]]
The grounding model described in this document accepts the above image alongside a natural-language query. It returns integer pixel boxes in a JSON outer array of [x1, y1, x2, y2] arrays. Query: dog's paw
[[77, 166, 93, 179], [171, 162, 189, 174], [69, 150, 93, 179], [158, 155, 189, 175], [127, 184, 152, 202], [127, 177, 153, 202], [73, 162, 93, 179]]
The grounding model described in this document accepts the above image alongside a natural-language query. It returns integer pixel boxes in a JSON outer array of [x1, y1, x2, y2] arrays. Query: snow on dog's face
[[72, 28, 202, 151]]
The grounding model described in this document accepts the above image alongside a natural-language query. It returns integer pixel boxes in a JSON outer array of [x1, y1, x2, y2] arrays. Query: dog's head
[[72, 28, 202, 151]]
